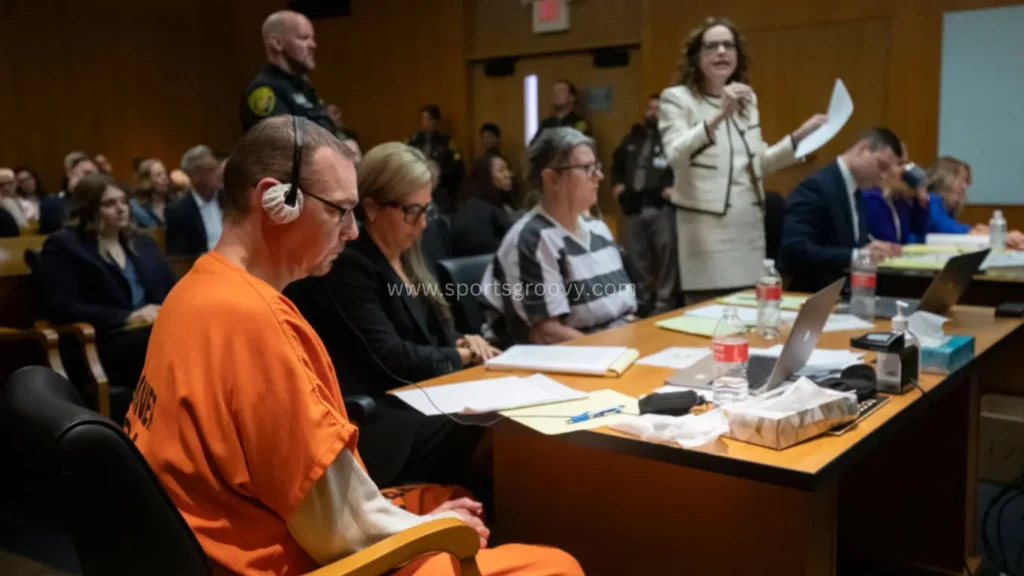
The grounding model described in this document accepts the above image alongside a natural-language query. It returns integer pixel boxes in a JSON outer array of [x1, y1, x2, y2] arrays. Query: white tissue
[[908, 310, 949, 348], [610, 409, 729, 449]]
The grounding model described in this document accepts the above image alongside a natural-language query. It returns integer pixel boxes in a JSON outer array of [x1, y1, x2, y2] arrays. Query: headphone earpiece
[[262, 182, 304, 224], [261, 115, 306, 225]]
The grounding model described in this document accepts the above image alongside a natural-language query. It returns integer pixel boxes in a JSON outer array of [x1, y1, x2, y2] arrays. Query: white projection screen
[[938, 5, 1024, 205]]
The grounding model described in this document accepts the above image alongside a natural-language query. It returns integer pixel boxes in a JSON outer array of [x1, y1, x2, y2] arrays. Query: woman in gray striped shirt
[[482, 128, 637, 344]]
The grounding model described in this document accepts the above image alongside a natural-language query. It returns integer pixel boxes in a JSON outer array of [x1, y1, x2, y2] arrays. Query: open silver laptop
[[873, 248, 990, 318], [665, 277, 847, 395]]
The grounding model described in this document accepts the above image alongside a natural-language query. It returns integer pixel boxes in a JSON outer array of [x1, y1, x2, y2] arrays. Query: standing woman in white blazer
[[660, 17, 827, 304]]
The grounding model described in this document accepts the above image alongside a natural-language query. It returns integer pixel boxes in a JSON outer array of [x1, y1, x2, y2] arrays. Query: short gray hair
[[527, 127, 595, 192], [181, 145, 214, 175]]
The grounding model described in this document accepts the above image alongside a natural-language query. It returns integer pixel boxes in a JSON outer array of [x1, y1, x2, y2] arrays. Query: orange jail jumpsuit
[[124, 251, 583, 576]]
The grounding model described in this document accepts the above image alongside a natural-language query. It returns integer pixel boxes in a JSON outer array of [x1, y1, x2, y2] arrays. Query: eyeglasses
[[701, 40, 736, 52], [554, 161, 603, 178], [381, 201, 437, 224], [305, 190, 357, 226]]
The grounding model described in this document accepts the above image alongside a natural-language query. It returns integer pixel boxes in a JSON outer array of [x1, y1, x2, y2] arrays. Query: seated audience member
[[481, 127, 638, 344], [286, 142, 499, 490], [452, 152, 516, 257], [125, 116, 582, 576], [408, 104, 463, 212], [780, 128, 904, 293], [14, 166, 44, 222], [130, 159, 171, 228], [166, 145, 222, 255], [480, 123, 502, 156], [94, 154, 114, 175], [38, 173, 176, 421], [862, 143, 929, 245], [0, 168, 29, 229], [40, 155, 99, 234], [925, 156, 1024, 249]]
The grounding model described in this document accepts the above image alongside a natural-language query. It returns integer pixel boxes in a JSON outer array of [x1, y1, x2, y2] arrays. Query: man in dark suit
[[166, 145, 222, 255], [779, 127, 904, 292]]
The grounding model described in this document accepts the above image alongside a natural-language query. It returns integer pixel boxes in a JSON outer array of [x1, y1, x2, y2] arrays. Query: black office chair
[[435, 253, 493, 335], [0, 367, 477, 576], [763, 190, 786, 263], [421, 215, 455, 276], [1, 366, 212, 576]]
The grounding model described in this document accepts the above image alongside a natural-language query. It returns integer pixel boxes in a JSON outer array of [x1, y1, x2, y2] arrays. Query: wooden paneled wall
[[1, 0, 1020, 220]]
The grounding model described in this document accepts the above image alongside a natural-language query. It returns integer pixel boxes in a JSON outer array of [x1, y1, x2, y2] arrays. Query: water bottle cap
[[763, 259, 774, 267], [994, 209, 1004, 218]]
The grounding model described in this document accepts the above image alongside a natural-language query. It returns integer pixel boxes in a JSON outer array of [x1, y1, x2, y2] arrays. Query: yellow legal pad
[[655, 315, 720, 337], [717, 291, 808, 311], [501, 389, 640, 435]]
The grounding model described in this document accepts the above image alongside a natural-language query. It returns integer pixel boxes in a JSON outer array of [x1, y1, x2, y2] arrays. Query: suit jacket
[[38, 230, 176, 333], [38, 194, 68, 234], [779, 161, 869, 293], [165, 194, 207, 255], [451, 197, 512, 257], [611, 123, 674, 215], [284, 232, 464, 486], [0, 205, 18, 237], [862, 188, 929, 245]]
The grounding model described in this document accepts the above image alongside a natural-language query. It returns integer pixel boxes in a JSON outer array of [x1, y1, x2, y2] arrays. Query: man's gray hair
[[527, 127, 595, 192], [181, 145, 214, 175]]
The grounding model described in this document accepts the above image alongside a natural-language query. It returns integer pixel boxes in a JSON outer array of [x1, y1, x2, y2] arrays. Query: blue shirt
[[191, 190, 223, 251], [927, 192, 971, 234], [118, 256, 147, 309], [130, 199, 163, 229], [862, 188, 929, 244]]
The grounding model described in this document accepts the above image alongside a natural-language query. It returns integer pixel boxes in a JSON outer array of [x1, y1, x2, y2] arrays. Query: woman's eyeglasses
[[554, 161, 603, 179], [381, 201, 438, 224]]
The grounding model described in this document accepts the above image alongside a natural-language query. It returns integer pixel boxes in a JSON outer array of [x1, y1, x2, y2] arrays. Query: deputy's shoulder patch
[[575, 120, 589, 132], [247, 86, 276, 117]]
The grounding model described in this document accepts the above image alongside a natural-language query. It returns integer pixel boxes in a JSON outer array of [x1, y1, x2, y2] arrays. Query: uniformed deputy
[[241, 10, 335, 136], [408, 104, 463, 213], [532, 79, 592, 144]]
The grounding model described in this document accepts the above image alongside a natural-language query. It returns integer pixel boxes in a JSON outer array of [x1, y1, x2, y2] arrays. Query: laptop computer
[[665, 277, 847, 395], [873, 249, 990, 319]]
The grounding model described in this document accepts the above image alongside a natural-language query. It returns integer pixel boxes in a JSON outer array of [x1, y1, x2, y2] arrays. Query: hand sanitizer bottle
[[877, 302, 919, 394]]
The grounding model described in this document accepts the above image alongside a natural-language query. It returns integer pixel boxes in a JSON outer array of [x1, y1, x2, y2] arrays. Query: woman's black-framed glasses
[[305, 190, 356, 225], [554, 161, 603, 178], [380, 201, 438, 224]]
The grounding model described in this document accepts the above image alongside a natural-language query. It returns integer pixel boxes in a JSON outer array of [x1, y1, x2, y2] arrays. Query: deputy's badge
[[248, 86, 276, 117], [575, 120, 589, 133]]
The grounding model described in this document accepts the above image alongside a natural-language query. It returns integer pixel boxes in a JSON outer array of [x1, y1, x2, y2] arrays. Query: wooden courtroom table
[[879, 264, 1024, 308], [414, 302, 1023, 575]]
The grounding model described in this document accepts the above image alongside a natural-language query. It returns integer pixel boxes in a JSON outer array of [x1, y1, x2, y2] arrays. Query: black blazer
[[779, 161, 869, 293], [285, 232, 465, 485], [38, 195, 68, 235], [0, 205, 18, 237], [165, 194, 208, 255], [451, 197, 512, 257], [38, 230, 177, 333]]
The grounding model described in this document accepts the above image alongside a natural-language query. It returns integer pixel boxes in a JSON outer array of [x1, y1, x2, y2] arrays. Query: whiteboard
[[938, 6, 1024, 205]]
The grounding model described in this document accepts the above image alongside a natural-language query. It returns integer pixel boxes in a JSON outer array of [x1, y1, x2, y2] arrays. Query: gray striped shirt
[[481, 206, 637, 336]]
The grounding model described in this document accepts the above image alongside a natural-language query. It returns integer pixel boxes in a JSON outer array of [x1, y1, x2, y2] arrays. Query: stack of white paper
[[683, 305, 873, 333], [636, 347, 711, 370], [392, 374, 586, 416], [981, 250, 1024, 270], [750, 345, 864, 372], [926, 233, 990, 248], [485, 345, 629, 375]]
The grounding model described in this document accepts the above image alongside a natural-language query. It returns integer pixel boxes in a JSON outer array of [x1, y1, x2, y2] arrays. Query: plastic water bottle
[[711, 307, 749, 406], [989, 210, 1007, 254], [756, 259, 782, 340], [850, 248, 876, 321]]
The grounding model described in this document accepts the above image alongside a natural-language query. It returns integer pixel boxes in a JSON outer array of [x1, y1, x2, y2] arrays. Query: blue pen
[[567, 405, 625, 424]]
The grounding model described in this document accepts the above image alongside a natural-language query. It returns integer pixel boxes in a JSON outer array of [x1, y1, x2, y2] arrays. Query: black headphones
[[261, 115, 306, 224]]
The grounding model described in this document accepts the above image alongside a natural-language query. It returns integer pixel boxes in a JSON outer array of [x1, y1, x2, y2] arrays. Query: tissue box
[[723, 379, 859, 450], [921, 335, 974, 375]]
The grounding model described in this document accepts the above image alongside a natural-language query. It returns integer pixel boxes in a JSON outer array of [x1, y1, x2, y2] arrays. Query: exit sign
[[533, 0, 570, 33]]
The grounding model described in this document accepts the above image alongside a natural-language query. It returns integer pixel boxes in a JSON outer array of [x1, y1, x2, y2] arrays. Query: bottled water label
[[713, 339, 749, 363], [756, 284, 782, 301], [851, 272, 876, 289]]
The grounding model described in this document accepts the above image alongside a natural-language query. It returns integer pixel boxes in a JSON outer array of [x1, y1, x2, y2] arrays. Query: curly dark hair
[[676, 17, 749, 91]]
